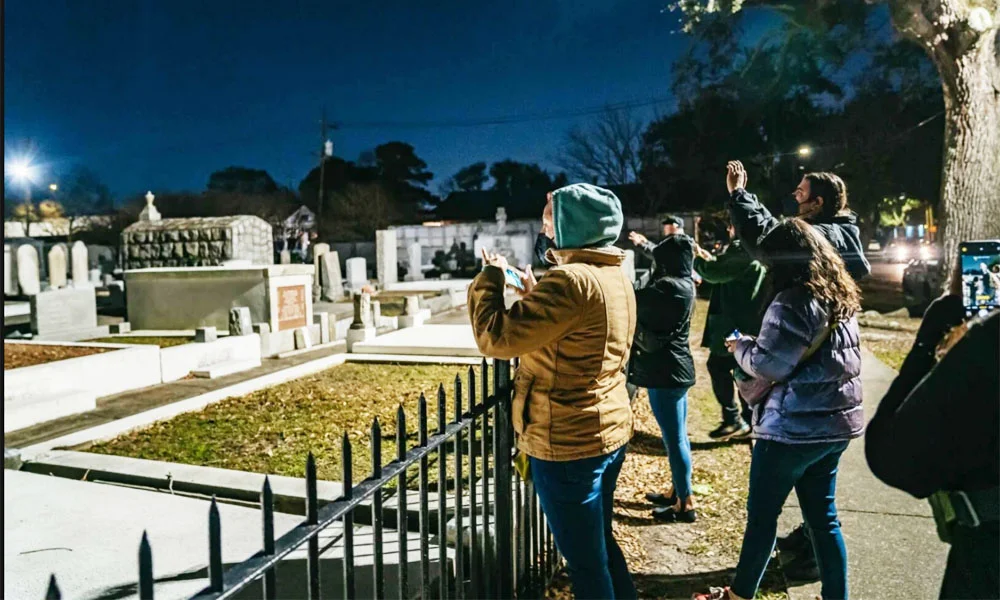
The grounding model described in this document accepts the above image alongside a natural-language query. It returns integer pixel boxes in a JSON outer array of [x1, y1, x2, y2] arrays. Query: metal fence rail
[[45, 359, 561, 599]]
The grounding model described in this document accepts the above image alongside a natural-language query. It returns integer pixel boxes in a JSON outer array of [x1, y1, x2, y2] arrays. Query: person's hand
[[915, 294, 965, 349], [480, 247, 509, 270], [520, 265, 537, 295], [694, 243, 713, 261], [725, 338, 738, 353], [727, 161, 748, 194], [628, 231, 648, 246]]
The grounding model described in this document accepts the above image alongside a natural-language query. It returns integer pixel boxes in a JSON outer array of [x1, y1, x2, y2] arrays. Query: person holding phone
[[865, 257, 999, 599], [469, 183, 637, 599]]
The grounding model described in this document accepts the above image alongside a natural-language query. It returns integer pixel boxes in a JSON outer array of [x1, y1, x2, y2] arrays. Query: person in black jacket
[[627, 234, 698, 523], [866, 290, 999, 599], [725, 161, 872, 581]]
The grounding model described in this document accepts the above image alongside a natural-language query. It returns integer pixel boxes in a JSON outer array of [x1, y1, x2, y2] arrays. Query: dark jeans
[[529, 446, 636, 600], [706, 353, 751, 425], [940, 522, 999, 599], [732, 440, 850, 600]]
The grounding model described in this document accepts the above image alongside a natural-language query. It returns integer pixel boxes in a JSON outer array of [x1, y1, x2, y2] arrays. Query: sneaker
[[692, 586, 732, 600], [709, 421, 751, 441], [777, 524, 812, 555], [645, 491, 677, 507], [782, 553, 821, 584]]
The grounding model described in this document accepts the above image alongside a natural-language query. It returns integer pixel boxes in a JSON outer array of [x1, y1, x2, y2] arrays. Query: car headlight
[[894, 246, 909, 261], [919, 245, 931, 260]]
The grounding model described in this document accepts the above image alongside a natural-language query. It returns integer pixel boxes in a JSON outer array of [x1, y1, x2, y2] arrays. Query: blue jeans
[[647, 387, 693, 500], [732, 440, 850, 600], [529, 446, 636, 599]]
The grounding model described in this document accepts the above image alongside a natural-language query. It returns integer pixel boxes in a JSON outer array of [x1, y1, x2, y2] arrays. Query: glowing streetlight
[[49, 183, 58, 192], [6, 160, 37, 183], [797, 146, 813, 158]]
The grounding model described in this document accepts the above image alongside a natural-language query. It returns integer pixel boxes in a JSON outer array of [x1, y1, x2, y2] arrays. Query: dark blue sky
[[4, 1, 768, 198]]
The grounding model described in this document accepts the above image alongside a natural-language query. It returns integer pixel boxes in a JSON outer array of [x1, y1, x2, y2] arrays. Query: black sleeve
[[728, 189, 778, 256], [865, 313, 1000, 498]]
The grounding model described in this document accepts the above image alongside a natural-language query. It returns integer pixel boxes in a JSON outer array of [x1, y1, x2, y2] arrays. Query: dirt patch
[[86, 336, 193, 348], [4, 343, 114, 370]]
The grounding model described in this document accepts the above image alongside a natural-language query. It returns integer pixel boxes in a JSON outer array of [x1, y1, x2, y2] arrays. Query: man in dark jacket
[[694, 221, 766, 440], [725, 161, 871, 581], [628, 234, 699, 522]]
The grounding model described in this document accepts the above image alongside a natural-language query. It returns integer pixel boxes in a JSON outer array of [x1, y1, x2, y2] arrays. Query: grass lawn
[[87, 363, 474, 484], [4, 343, 113, 370], [86, 336, 193, 348], [858, 312, 920, 371]]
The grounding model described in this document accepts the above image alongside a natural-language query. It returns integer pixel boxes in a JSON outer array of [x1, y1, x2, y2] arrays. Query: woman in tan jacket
[[469, 183, 637, 600]]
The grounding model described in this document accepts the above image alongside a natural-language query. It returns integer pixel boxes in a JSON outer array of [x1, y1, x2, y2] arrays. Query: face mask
[[781, 196, 801, 217]]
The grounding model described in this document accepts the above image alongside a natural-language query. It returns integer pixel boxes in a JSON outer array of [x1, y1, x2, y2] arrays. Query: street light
[[49, 183, 58, 192], [797, 146, 813, 158], [6, 160, 37, 183]]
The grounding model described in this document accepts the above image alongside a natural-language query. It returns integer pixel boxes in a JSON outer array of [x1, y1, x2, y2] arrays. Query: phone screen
[[504, 267, 525, 291], [960, 240, 1000, 318]]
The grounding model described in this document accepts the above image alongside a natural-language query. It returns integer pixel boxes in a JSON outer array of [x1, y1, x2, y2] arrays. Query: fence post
[[493, 359, 514, 599]]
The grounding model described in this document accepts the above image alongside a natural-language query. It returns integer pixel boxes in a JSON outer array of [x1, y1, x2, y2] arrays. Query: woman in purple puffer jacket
[[694, 218, 863, 600]]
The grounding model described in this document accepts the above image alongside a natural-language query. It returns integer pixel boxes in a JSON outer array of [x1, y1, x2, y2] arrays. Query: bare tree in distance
[[557, 107, 644, 186]]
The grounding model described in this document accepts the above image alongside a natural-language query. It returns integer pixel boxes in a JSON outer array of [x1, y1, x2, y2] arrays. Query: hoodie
[[551, 183, 624, 249], [628, 234, 696, 389]]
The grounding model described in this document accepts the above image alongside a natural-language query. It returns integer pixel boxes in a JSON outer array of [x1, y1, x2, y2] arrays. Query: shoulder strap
[[784, 321, 835, 380]]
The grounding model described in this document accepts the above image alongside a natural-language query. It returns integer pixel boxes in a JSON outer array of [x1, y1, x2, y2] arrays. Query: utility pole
[[316, 109, 336, 239]]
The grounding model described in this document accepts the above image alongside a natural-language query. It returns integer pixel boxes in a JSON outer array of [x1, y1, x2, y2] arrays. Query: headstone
[[375, 230, 398, 287], [229, 307, 252, 336], [279, 250, 292, 265], [346, 257, 367, 291], [371, 300, 381, 324], [399, 295, 427, 328], [139, 191, 162, 222], [312, 243, 330, 302], [110, 322, 131, 334], [405, 243, 424, 281], [294, 327, 313, 350], [29, 287, 98, 338], [71, 241, 89, 288], [5, 448, 23, 470], [320, 251, 344, 301], [89, 269, 102, 285], [102, 273, 114, 286], [252, 323, 271, 335], [346, 292, 376, 351], [4, 244, 17, 296], [313, 312, 331, 344], [622, 249, 636, 284], [195, 326, 217, 343], [47, 245, 68, 290]]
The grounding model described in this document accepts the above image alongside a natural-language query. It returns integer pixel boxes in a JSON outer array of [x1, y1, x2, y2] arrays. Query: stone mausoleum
[[121, 215, 273, 270]]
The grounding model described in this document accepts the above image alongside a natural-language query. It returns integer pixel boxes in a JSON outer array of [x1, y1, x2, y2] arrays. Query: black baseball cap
[[662, 215, 684, 228]]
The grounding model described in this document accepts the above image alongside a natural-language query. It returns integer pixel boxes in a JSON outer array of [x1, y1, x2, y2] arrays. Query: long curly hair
[[759, 218, 862, 323]]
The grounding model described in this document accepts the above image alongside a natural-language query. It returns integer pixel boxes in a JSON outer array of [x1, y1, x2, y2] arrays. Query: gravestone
[[312, 243, 330, 302], [371, 300, 381, 323], [346, 257, 367, 291], [405, 243, 424, 281], [375, 230, 398, 287], [71, 241, 89, 288], [294, 327, 312, 349], [346, 292, 376, 351], [29, 287, 101, 339], [229, 307, 253, 336], [16, 245, 41, 296], [399, 294, 427, 328], [320, 251, 344, 301], [102, 274, 115, 286], [622, 249, 636, 284], [139, 191, 162, 222], [279, 249, 292, 265], [4, 244, 17, 296], [48, 245, 68, 290], [110, 322, 131, 334], [89, 269, 102, 285], [313, 312, 331, 344]]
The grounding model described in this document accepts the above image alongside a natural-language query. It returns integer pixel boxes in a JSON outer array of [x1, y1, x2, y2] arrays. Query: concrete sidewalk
[[778, 349, 949, 599]]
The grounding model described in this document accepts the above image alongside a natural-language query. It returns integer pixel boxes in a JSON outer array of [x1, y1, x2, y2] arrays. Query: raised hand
[[628, 231, 649, 247], [727, 161, 748, 194]]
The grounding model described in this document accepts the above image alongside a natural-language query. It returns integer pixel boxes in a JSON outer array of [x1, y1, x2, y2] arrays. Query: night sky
[[3, 1, 770, 199]]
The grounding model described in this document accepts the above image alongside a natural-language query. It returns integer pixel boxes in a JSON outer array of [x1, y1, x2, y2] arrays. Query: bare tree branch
[[557, 107, 644, 186]]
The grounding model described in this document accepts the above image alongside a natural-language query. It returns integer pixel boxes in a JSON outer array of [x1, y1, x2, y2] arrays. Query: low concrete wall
[[160, 334, 261, 382], [4, 341, 162, 432]]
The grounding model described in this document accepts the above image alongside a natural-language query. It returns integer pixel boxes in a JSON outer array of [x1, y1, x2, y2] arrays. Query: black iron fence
[[45, 359, 560, 599]]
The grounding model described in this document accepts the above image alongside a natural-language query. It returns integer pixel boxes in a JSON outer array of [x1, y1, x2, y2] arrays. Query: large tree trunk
[[889, 2, 1000, 292], [937, 29, 1000, 290]]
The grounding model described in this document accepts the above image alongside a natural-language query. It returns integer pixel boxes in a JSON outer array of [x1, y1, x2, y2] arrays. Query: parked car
[[903, 258, 945, 317]]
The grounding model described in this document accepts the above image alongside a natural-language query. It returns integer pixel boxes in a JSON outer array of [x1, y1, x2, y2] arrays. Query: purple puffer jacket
[[735, 286, 864, 444]]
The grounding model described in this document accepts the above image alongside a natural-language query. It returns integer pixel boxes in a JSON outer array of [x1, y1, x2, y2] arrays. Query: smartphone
[[960, 240, 1000, 318], [725, 329, 741, 342], [503, 266, 526, 291]]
